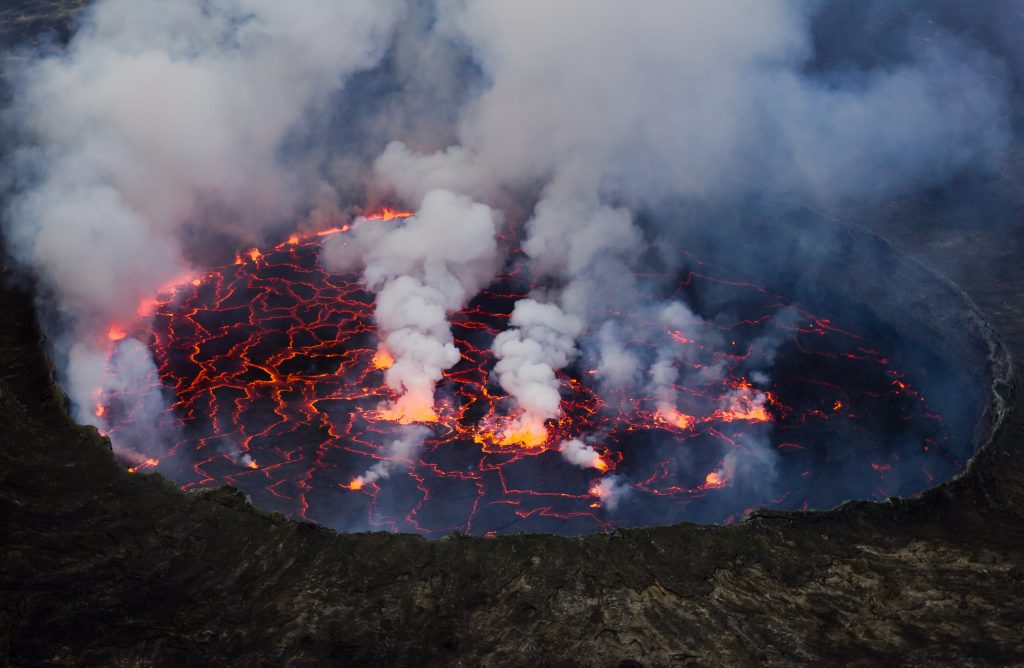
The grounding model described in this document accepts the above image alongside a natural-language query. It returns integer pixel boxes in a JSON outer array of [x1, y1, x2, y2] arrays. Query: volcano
[[92, 210, 975, 537]]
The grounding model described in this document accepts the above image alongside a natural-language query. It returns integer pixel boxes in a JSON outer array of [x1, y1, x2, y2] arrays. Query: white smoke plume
[[373, 0, 1010, 450], [592, 322, 640, 391], [378, 1, 1008, 207], [70, 336, 172, 464], [349, 425, 430, 489], [646, 303, 714, 418], [2, 0, 1016, 509], [587, 297, 721, 424], [490, 299, 582, 445], [321, 188, 498, 422], [590, 474, 630, 512], [4, 0, 401, 454], [559, 438, 606, 471]]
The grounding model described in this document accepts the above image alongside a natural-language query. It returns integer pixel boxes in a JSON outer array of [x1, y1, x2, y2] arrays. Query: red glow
[[714, 381, 771, 423], [94, 219, 954, 536], [477, 414, 550, 449], [378, 398, 439, 425], [364, 207, 413, 221], [127, 458, 159, 474], [704, 471, 726, 488], [371, 346, 394, 370], [658, 408, 696, 431]]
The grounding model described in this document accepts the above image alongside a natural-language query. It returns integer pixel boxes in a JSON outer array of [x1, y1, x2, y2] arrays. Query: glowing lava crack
[[96, 212, 959, 537]]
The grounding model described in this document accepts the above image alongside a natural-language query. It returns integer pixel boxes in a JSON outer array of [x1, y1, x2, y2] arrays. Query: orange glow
[[371, 346, 394, 370], [484, 415, 549, 449], [658, 408, 696, 430], [704, 471, 726, 488], [314, 225, 347, 237], [234, 247, 263, 264], [127, 458, 159, 473], [159, 273, 196, 293], [136, 298, 160, 317], [498, 426, 547, 449], [364, 207, 414, 221], [379, 405, 437, 424], [669, 330, 694, 345], [101, 211, 949, 537], [133, 273, 198, 317], [716, 404, 769, 423], [715, 382, 771, 423], [377, 394, 438, 424]]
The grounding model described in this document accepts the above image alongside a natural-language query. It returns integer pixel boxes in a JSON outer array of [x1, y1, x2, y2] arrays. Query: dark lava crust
[[0, 236, 1021, 667], [4, 6, 1024, 668], [2, 211, 1024, 668]]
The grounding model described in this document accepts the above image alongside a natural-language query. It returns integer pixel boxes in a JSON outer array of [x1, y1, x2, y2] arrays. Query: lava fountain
[[95, 210, 967, 537]]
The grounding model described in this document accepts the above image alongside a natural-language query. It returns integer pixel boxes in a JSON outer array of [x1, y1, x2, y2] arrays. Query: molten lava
[[106, 326, 127, 342], [481, 414, 550, 450], [703, 471, 726, 488], [369, 207, 414, 221], [371, 346, 394, 370], [657, 408, 696, 431], [96, 209, 959, 536], [377, 394, 439, 425]]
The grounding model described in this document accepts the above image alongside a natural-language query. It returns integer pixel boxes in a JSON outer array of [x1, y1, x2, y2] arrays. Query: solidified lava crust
[[2, 211, 1022, 666], [96, 217, 968, 537]]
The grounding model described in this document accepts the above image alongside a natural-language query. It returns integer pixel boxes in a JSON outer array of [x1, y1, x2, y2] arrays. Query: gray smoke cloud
[[3, 0, 401, 456], [1, 0, 1015, 503], [320, 188, 498, 422], [559, 437, 605, 471], [349, 425, 431, 490], [491, 299, 583, 444], [370, 0, 1011, 498]]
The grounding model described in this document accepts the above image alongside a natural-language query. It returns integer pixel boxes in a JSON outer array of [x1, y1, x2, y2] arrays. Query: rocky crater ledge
[[2, 213, 1024, 666]]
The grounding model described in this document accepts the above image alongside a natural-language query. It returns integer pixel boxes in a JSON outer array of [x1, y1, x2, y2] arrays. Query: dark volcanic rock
[[1, 204, 1023, 668], [0, 1, 83, 48], [3, 3, 1024, 667]]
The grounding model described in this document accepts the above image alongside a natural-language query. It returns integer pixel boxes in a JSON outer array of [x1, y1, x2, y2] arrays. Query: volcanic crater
[[94, 209, 994, 537]]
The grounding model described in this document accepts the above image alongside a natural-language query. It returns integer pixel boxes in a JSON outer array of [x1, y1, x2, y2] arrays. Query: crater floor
[[3, 4, 1024, 666]]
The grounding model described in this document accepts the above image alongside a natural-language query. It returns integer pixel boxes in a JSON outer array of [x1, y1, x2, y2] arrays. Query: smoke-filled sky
[[1, 1, 1019, 510]]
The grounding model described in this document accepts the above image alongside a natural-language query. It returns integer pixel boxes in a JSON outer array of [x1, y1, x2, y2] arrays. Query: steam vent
[[2, 2, 1024, 666]]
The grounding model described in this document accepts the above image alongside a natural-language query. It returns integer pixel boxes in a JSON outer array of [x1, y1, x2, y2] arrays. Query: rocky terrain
[[1, 229, 1022, 665], [2, 4, 1024, 667], [0, 0, 82, 47]]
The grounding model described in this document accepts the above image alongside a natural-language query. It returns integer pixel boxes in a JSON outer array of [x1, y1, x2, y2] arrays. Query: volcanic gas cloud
[[92, 202, 959, 536], [2, 1, 1012, 535]]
